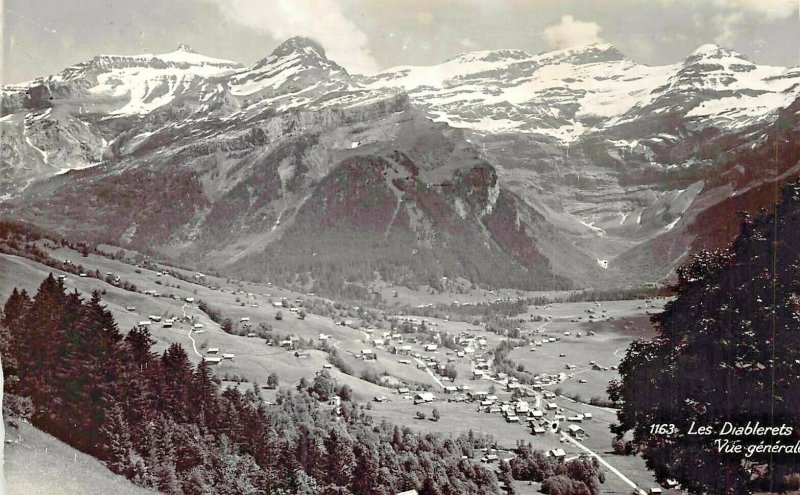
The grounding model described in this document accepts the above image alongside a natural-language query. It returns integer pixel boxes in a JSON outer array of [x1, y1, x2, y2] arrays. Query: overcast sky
[[2, 0, 799, 83]]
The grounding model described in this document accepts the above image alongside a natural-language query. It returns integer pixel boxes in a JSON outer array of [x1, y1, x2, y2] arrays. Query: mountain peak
[[539, 42, 628, 65], [685, 43, 749, 64], [272, 36, 327, 59]]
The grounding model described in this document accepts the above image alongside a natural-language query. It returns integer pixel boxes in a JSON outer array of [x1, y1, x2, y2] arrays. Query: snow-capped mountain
[[361, 43, 799, 140], [2, 38, 798, 289]]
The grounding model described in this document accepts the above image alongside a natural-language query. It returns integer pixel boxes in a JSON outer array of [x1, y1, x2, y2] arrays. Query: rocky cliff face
[[2, 37, 799, 289]]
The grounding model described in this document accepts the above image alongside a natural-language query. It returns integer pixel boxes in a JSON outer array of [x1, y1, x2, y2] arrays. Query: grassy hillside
[[4, 421, 158, 495]]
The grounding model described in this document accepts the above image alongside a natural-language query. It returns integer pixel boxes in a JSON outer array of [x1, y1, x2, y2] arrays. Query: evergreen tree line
[[1, 275, 502, 495]]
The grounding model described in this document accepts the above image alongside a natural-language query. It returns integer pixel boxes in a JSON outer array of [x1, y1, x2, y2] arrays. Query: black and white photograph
[[1, 1, 799, 494]]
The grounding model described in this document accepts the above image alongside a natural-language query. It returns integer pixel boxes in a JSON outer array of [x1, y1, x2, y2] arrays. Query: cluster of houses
[[203, 347, 235, 364]]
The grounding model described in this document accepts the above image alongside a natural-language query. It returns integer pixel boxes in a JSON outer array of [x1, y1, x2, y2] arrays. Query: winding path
[[182, 303, 202, 358]]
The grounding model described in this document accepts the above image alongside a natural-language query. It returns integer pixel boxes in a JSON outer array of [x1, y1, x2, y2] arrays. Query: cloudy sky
[[2, 0, 798, 83]]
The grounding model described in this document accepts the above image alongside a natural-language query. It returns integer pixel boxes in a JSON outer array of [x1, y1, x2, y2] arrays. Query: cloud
[[711, 12, 745, 45], [204, 0, 380, 74], [713, 0, 797, 20], [541, 15, 604, 50]]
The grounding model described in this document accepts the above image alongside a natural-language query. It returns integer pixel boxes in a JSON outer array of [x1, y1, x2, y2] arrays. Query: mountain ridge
[[2, 37, 799, 293]]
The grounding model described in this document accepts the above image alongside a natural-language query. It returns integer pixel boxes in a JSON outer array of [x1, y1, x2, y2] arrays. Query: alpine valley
[[2, 37, 799, 293]]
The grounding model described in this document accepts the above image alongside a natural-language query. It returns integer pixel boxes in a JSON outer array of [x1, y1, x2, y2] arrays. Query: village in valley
[[1, 238, 675, 495]]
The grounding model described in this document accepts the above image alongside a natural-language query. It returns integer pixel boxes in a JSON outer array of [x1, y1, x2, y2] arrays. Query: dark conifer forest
[[609, 181, 800, 494], [1, 275, 504, 495]]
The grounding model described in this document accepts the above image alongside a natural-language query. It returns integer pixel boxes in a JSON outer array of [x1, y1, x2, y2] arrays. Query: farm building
[[240, 317, 250, 322], [414, 392, 435, 403], [443, 385, 458, 394], [125, 306, 136, 311], [203, 357, 223, 365], [193, 323, 204, 329], [138, 321, 151, 326], [424, 344, 438, 352], [547, 448, 566, 459], [222, 353, 235, 360], [397, 387, 410, 395], [531, 426, 546, 435], [148, 315, 162, 322], [207, 348, 219, 354], [361, 349, 377, 360]]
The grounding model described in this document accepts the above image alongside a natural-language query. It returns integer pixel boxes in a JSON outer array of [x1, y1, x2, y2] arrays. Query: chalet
[[515, 401, 529, 414], [649, 489, 663, 494], [148, 315, 162, 322], [547, 448, 566, 459], [507, 383, 520, 391], [125, 306, 136, 311], [361, 349, 377, 360], [531, 425, 546, 435], [583, 412, 593, 420], [222, 353, 235, 360], [272, 301, 283, 308], [162, 322, 173, 328], [207, 348, 219, 354], [193, 323, 204, 329], [323, 364, 332, 369], [396, 489, 419, 495], [480, 400, 494, 407], [472, 370, 485, 380], [529, 410, 544, 418], [545, 402, 558, 410], [567, 424, 585, 439], [567, 414, 585, 422], [469, 390, 488, 401], [443, 385, 458, 394], [247, 333, 256, 338], [414, 392, 435, 403], [280, 340, 294, 350], [240, 317, 250, 322], [424, 344, 438, 352], [481, 454, 499, 463], [505, 415, 520, 423], [397, 387, 410, 395], [203, 356, 223, 365], [185, 297, 195, 303], [565, 364, 577, 370], [318, 333, 329, 341], [398, 345, 413, 354], [138, 321, 151, 326], [294, 350, 311, 359], [398, 359, 411, 364]]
